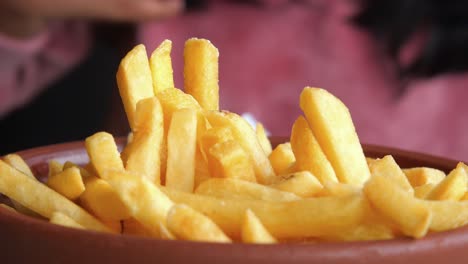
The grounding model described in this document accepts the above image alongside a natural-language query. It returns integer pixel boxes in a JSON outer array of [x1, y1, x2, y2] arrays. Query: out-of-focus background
[[1, 0, 468, 162]]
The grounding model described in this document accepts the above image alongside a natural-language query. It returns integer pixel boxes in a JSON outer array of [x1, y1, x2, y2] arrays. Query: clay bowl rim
[[1, 137, 468, 258]]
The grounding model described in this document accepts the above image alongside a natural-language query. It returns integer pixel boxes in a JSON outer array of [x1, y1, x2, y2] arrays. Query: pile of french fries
[[2, 38, 468, 243]]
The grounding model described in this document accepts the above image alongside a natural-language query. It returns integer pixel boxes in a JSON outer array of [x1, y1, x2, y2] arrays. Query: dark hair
[[354, 0, 468, 79]]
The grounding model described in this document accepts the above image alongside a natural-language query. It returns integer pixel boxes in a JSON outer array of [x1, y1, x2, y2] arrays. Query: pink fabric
[[139, 0, 468, 161], [0, 21, 91, 118]]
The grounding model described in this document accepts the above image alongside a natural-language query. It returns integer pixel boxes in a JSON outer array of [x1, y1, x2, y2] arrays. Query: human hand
[[0, 0, 184, 38]]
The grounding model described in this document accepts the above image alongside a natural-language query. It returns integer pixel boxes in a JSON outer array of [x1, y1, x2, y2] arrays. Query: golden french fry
[[116, 44, 154, 130], [162, 186, 367, 239], [150, 39, 174, 93], [0, 160, 112, 233], [256, 123, 272, 156], [3, 154, 41, 217], [47, 167, 85, 200], [403, 167, 445, 187], [300, 87, 370, 186], [195, 178, 300, 202], [165, 108, 198, 192], [50, 211, 85, 230], [204, 110, 275, 184], [167, 204, 231, 243], [428, 200, 468, 231], [184, 38, 219, 110], [124, 97, 164, 184], [200, 126, 234, 156], [414, 184, 436, 199], [324, 221, 396, 242], [48, 160, 64, 177], [290, 116, 338, 184], [268, 142, 295, 175], [242, 209, 277, 244], [206, 140, 256, 182], [63, 161, 92, 179], [85, 132, 124, 179], [364, 175, 431, 238], [319, 181, 362, 197], [104, 171, 174, 236], [425, 166, 467, 201], [271, 171, 323, 197], [79, 177, 131, 221], [368, 155, 413, 194]]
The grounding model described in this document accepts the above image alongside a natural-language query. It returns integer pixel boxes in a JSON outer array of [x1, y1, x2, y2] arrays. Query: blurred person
[[140, 0, 468, 161], [0, 0, 183, 154]]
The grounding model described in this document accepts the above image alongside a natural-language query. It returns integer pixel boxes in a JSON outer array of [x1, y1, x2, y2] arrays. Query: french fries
[[3, 38, 468, 245]]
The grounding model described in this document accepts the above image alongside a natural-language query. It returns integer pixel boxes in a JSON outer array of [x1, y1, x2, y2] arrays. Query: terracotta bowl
[[1, 137, 468, 264]]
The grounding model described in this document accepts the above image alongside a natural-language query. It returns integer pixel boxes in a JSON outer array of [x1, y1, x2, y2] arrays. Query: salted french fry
[[200, 126, 234, 156], [290, 116, 338, 184], [194, 148, 211, 188], [104, 171, 174, 236], [165, 108, 198, 192], [242, 209, 277, 244], [195, 178, 300, 202], [414, 184, 436, 199], [204, 110, 275, 184], [319, 181, 362, 197], [364, 175, 431, 238], [428, 200, 468, 231], [48, 160, 64, 177], [403, 167, 445, 187], [79, 177, 131, 221], [184, 38, 219, 110], [300, 87, 370, 186], [426, 166, 467, 201], [85, 132, 124, 179], [206, 140, 256, 182], [63, 161, 92, 179], [3, 154, 40, 216], [0, 160, 112, 233], [268, 142, 295, 175], [368, 155, 413, 194], [256, 123, 272, 156], [116, 44, 154, 130], [47, 167, 85, 200], [162, 186, 367, 239], [124, 97, 164, 184], [167, 204, 231, 242], [50, 211, 85, 230], [271, 171, 323, 197], [150, 39, 174, 93]]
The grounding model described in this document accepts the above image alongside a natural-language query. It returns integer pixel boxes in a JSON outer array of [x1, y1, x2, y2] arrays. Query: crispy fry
[[206, 140, 256, 182], [50, 211, 85, 230], [364, 175, 431, 238], [150, 39, 174, 93], [85, 132, 124, 179], [414, 184, 436, 199], [104, 171, 174, 236], [268, 142, 295, 175], [428, 200, 468, 231], [300, 87, 370, 186], [256, 123, 272, 156], [368, 155, 413, 194], [165, 108, 198, 192], [167, 204, 231, 243], [271, 171, 323, 198], [0, 160, 112, 232], [162, 186, 367, 239], [242, 209, 277, 244], [195, 178, 300, 202], [290, 116, 338, 184], [79, 177, 131, 221], [124, 97, 164, 184], [116, 44, 154, 130], [403, 167, 445, 187], [48, 160, 64, 177], [425, 165, 467, 201], [204, 110, 275, 184], [47, 167, 85, 200], [184, 38, 219, 110]]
